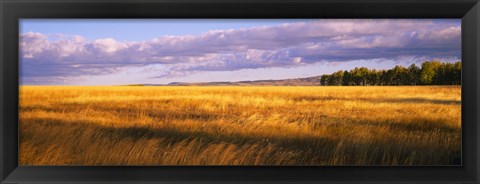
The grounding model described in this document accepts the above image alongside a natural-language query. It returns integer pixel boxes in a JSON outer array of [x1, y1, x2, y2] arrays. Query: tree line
[[320, 61, 461, 86]]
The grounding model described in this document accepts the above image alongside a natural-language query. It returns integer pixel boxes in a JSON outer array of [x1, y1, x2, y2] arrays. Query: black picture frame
[[1, 0, 479, 183]]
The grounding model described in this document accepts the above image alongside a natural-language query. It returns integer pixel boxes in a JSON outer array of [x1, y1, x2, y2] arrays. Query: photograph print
[[19, 19, 461, 166]]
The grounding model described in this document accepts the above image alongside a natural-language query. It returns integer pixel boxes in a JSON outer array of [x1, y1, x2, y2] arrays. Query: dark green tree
[[342, 70, 351, 86], [408, 64, 421, 85], [320, 74, 330, 86]]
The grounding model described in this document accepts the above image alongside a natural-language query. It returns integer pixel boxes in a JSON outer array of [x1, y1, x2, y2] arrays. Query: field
[[19, 86, 461, 166]]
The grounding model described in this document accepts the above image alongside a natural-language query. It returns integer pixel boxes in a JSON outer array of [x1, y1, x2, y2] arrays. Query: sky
[[19, 19, 461, 85]]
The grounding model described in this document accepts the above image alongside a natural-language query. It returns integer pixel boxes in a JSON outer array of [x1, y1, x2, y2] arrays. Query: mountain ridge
[[135, 76, 321, 86]]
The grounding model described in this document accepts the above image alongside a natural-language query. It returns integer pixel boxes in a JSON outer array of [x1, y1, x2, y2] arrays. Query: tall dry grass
[[19, 86, 461, 165]]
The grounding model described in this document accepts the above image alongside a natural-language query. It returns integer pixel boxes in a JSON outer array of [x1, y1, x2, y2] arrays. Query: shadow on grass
[[21, 117, 338, 153], [25, 114, 460, 142], [20, 117, 461, 165]]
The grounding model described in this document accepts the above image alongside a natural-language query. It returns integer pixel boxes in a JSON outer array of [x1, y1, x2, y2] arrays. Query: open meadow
[[19, 86, 461, 166]]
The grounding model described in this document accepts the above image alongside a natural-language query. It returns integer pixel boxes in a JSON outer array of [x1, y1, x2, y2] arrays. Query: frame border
[[1, 0, 479, 183]]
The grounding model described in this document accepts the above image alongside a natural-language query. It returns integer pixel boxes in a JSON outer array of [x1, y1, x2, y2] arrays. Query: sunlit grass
[[19, 86, 461, 165]]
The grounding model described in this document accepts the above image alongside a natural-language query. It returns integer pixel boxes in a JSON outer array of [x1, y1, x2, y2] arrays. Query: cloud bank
[[20, 19, 461, 84]]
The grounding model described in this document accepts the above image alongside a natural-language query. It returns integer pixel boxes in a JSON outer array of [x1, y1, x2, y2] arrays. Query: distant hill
[[166, 76, 321, 86]]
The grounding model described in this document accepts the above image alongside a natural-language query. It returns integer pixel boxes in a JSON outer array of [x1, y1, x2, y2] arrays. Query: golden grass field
[[19, 86, 461, 166]]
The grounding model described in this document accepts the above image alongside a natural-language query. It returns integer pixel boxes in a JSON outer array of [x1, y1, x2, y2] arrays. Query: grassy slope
[[19, 86, 461, 165]]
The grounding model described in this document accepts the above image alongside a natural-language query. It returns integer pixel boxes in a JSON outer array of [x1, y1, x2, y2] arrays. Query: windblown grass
[[19, 86, 461, 165]]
